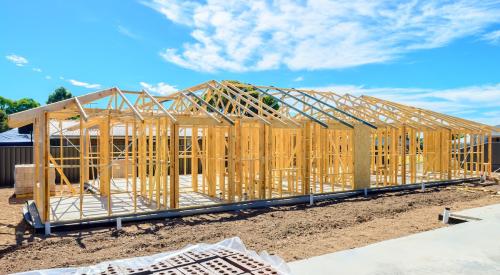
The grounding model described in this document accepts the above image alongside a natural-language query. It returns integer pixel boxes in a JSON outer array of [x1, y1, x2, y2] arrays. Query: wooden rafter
[[13, 80, 494, 224]]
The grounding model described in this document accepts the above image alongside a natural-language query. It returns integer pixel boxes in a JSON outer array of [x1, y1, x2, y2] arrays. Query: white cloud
[[5, 54, 28, 67], [59, 76, 65, 80], [32, 68, 42, 72], [300, 83, 500, 126], [293, 76, 304, 82], [117, 25, 140, 39], [68, 79, 101, 89], [144, 0, 500, 72], [141, 0, 199, 26], [482, 29, 500, 44], [45, 75, 52, 80], [140, 81, 177, 95]]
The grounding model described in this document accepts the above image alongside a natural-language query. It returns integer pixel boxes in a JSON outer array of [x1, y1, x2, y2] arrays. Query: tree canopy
[[0, 96, 13, 111], [47, 87, 73, 104], [0, 87, 73, 134], [0, 110, 8, 133], [0, 97, 40, 133], [6, 98, 40, 114]]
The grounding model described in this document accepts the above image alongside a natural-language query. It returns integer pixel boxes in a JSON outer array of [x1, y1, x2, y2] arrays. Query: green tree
[[0, 96, 13, 133], [0, 96, 13, 111], [47, 87, 73, 104], [0, 109, 8, 132], [1, 98, 40, 133], [6, 98, 40, 114]]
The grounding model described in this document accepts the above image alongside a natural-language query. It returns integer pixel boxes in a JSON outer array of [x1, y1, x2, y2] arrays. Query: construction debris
[[18, 237, 289, 275]]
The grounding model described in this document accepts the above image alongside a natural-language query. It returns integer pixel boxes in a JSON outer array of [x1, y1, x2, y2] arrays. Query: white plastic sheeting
[[13, 237, 291, 275]]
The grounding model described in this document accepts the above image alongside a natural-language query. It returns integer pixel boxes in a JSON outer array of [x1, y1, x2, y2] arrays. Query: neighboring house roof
[[47, 120, 129, 137], [49, 121, 193, 137], [0, 128, 33, 146], [31, 121, 124, 138], [493, 125, 500, 138], [0, 120, 195, 146], [2, 120, 495, 146]]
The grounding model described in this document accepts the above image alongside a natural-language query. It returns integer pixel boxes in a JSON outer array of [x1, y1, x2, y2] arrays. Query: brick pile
[[14, 164, 55, 196]]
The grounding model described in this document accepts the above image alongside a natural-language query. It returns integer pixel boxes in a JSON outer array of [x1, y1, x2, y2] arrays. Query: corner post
[[37, 112, 50, 222]]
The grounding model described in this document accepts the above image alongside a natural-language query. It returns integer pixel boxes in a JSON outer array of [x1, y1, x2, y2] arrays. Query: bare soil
[[0, 182, 499, 274]]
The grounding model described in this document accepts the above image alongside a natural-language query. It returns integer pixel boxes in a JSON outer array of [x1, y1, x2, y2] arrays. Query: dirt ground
[[0, 182, 499, 274]]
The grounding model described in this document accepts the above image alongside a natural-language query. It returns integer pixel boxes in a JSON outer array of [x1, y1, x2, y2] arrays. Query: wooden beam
[[401, 125, 407, 184], [206, 82, 272, 125], [187, 91, 235, 125], [74, 97, 88, 121], [258, 123, 266, 199], [488, 133, 492, 175], [178, 92, 223, 124], [304, 122, 312, 194], [252, 86, 329, 128], [8, 88, 115, 128], [116, 88, 144, 122], [228, 125, 236, 201], [132, 120, 137, 212], [141, 89, 177, 123], [192, 126, 198, 192], [169, 123, 179, 208], [99, 116, 111, 197], [37, 112, 50, 222], [48, 154, 76, 194]]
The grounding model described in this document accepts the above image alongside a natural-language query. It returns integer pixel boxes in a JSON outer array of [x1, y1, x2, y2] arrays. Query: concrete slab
[[453, 203, 500, 220], [48, 174, 352, 222], [49, 175, 221, 222], [289, 204, 500, 275]]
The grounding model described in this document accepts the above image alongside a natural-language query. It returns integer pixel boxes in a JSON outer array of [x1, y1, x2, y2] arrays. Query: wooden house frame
[[8, 80, 495, 223]]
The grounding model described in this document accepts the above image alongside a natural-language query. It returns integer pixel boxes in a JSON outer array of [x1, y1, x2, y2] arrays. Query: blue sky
[[1, 0, 500, 125]]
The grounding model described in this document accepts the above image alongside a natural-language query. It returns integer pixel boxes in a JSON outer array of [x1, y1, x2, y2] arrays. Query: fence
[[2, 140, 497, 188], [0, 138, 196, 187], [0, 146, 33, 187]]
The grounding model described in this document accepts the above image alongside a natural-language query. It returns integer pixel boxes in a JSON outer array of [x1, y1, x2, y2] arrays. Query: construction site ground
[[1, 181, 499, 274]]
